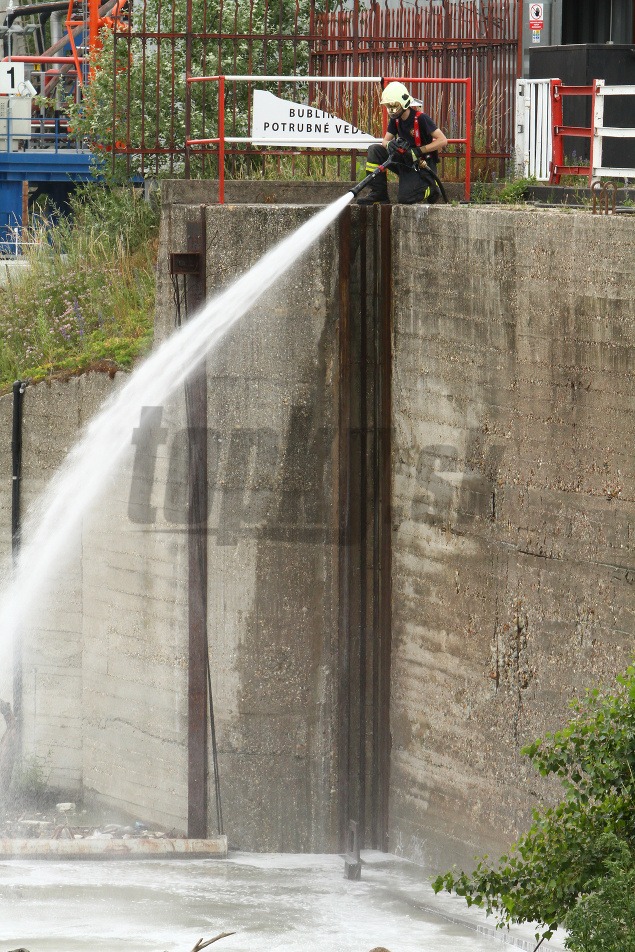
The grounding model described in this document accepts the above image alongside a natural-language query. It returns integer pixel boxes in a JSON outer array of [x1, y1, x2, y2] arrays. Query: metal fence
[[101, 0, 520, 182]]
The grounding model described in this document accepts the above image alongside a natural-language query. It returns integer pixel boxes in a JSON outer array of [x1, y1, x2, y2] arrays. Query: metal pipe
[[1, 55, 84, 62], [188, 74, 383, 83], [11, 380, 26, 557], [11, 379, 26, 741], [4, 1, 67, 29], [50, 10, 64, 46]]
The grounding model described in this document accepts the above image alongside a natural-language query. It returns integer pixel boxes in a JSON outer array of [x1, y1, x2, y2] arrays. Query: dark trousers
[[364, 143, 438, 204]]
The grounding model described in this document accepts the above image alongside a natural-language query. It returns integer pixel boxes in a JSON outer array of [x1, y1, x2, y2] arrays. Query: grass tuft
[[0, 185, 159, 393]]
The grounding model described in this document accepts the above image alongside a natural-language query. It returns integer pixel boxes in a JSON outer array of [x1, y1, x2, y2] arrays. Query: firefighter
[[357, 81, 448, 205]]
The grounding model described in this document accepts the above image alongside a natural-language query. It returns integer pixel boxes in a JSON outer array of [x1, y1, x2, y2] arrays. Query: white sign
[[252, 90, 377, 148], [0, 62, 25, 96]]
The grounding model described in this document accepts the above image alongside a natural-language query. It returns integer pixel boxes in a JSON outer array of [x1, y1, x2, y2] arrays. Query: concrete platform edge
[[0, 836, 228, 860]]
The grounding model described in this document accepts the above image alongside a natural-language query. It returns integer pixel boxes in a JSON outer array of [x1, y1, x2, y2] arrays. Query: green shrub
[[433, 666, 635, 948], [469, 175, 536, 204], [563, 834, 635, 952]]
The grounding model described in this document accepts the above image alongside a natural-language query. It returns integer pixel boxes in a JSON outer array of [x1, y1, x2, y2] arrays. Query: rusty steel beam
[[183, 210, 209, 840], [357, 204, 368, 848], [377, 203, 393, 853], [337, 206, 353, 848]]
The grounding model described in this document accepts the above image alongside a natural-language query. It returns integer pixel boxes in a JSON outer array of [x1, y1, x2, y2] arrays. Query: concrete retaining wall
[[1, 196, 633, 862], [0, 197, 343, 851], [0, 374, 191, 831], [389, 205, 635, 868], [155, 201, 342, 850]]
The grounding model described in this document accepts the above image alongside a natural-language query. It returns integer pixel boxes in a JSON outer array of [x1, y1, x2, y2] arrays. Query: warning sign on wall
[[529, 2, 544, 30]]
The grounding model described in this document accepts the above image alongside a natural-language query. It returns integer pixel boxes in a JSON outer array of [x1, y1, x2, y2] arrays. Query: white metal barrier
[[517, 77, 635, 185], [515, 78, 552, 181], [592, 80, 635, 181]]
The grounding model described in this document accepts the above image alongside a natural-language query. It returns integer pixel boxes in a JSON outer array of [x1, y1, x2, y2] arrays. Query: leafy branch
[[433, 666, 635, 951]]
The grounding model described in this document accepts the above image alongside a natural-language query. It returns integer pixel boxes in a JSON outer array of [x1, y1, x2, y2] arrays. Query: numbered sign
[[0, 62, 25, 95]]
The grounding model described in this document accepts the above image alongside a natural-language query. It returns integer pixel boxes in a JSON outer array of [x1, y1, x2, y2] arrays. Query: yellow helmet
[[380, 81, 412, 111]]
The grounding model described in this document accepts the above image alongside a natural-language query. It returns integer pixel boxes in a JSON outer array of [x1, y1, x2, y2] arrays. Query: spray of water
[[0, 192, 354, 665]]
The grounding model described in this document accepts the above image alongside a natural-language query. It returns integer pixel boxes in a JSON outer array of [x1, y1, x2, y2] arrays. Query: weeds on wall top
[[0, 185, 159, 392], [469, 175, 538, 205]]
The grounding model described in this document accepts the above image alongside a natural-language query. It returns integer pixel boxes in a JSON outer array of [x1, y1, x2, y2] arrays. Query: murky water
[[0, 851, 565, 952]]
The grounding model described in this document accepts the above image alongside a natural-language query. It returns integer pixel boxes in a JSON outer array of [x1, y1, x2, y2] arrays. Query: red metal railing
[[186, 74, 473, 203], [311, 0, 518, 180]]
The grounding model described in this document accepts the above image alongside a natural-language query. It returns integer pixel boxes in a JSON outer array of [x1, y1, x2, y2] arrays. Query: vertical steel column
[[517, 0, 524, 78], [350, 0, 360, 180], [337, 207, 353, 847], [368, 203, 393, 852], [377, 204, 393, 852], [11, 380, 26, 732], [357, 205, 368, 847], [11, 381, 26, 558], [184, 0, 194, 179], [338, 205, 393, 853], [370, 206, 382, 847], [184, 210, 208, 838]]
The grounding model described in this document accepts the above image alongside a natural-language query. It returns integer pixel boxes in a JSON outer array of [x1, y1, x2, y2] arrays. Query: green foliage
[[469, 175, 537, 205], [68, 0, 322, 179], [0, 184, 158, 391], [9, 754, 49, 803], [432, 666, 635, 948], [563, 834, 635, 952]]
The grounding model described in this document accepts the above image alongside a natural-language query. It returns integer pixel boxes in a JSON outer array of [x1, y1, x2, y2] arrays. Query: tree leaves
[[67, 0, 319, 179], [434, 668, 635, 949]]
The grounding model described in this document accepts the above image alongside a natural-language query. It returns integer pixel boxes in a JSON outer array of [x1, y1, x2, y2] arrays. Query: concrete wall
[[155, 201, 342, 850], [0, 374, 190, 830], [78, 385, 190, 831], [0, 199, 343, 849], [389, 205, 635, 868], [1, 198, 634, 861]]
